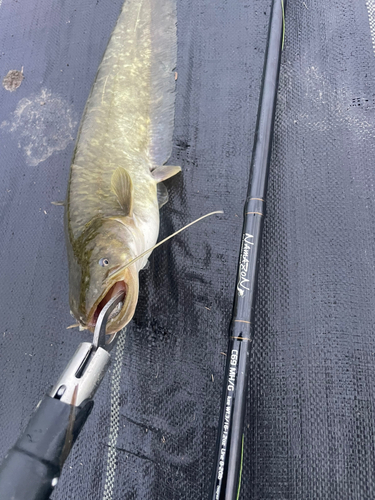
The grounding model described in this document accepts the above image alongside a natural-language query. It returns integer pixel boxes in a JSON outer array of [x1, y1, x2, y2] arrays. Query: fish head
[[68, 218, 140, 335]]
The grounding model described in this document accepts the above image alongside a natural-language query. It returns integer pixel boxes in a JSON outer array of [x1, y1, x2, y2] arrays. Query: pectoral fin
[[157, 182, 169, 208], [111, 167, 134, 216], [151, 165, 181, 183]]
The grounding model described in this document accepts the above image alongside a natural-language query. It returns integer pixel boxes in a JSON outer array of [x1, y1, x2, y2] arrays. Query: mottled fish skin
[[65, 0, 179, 334]]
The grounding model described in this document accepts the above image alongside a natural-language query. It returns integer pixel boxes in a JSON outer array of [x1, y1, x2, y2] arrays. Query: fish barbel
[[65, 0, 179, 334]]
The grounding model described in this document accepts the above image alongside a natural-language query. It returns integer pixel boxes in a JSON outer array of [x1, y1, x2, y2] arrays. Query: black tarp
[[1, 0, 375, 498]]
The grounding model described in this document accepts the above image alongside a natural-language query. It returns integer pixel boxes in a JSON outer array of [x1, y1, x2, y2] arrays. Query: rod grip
[[0, 395, 93, 500]]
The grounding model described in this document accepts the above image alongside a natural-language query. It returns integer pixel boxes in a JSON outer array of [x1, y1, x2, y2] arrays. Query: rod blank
[[209, 1, 285, 499]]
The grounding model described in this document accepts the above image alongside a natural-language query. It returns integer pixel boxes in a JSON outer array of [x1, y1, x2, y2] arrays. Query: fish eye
[[99, 258, 109, 267]]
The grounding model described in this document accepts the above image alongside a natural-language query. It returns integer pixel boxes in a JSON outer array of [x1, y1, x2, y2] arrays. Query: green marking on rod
[[281, 0, 285, 50], [236, 434, 245, 500]]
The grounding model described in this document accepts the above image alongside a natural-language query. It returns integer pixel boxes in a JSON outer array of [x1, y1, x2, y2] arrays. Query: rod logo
[[237, 233, 254, 297]]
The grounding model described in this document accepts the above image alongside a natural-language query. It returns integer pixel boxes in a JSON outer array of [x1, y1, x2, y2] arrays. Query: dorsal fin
[[147, 0, 177, 166], [111, 167, 134, 216]]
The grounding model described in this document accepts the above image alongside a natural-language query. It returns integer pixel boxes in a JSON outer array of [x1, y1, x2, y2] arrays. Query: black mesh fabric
[[1, 0, 375, 498]]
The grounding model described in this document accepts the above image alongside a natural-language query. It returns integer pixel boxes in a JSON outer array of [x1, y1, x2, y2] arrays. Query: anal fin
[[157, 182, 169, 208]]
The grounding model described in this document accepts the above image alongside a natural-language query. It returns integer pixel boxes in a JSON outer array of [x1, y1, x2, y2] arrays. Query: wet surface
[[1, 88, 77, 166]]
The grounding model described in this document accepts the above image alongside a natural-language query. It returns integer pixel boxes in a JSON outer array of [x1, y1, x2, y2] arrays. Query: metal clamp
[[50, 291, 125, 406]]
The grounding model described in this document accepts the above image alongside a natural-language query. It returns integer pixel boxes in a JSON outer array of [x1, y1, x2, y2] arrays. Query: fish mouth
[[85, 266, 139, 335], [92, 281, 127, 325]]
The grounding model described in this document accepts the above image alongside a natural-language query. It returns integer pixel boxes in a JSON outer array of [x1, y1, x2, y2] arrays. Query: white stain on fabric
[[2, 69, 24, 91], [366, 0, 375, 55], [1, 88, 77, 166], [292, 63, 375, 139]]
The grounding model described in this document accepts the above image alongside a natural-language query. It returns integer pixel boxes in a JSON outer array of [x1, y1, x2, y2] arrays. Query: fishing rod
[[209, 1, 285, 499]]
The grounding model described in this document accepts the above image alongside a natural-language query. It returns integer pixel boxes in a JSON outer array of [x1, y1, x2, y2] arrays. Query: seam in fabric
[[102, 329, 127, 500]]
